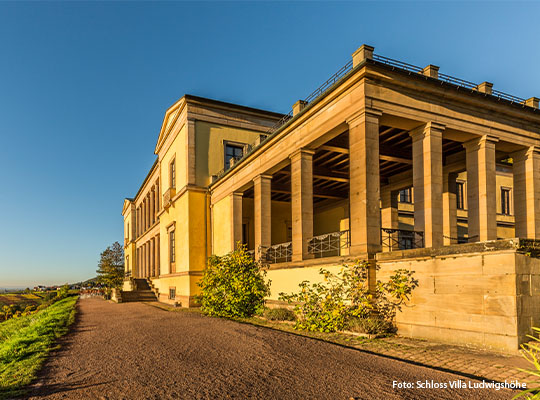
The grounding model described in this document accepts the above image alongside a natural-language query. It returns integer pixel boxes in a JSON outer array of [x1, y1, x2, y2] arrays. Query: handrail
[[308, 230, 350, 258]]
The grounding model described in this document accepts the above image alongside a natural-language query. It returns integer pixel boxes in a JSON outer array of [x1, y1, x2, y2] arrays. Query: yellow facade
[[122, 95, 282, 305]]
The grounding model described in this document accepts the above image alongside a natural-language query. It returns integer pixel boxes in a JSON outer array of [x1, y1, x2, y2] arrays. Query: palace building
[[123, 44, 540, 352]]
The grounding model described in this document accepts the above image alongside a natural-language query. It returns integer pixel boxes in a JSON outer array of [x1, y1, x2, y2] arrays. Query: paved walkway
[[351, 336, 532, 386], [26, 298, 516, 399]]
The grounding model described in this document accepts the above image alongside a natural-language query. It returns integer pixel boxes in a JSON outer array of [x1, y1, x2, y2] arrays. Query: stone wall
[[376, 239, 540, 353]]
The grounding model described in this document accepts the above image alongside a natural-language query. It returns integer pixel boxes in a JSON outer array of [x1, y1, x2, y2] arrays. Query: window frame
[[169, 157, 176, 189], [501, 187, 511, 215], [456, 181, 465, 210], [398, 188, 412, 204], [223, 140, 245, 169]]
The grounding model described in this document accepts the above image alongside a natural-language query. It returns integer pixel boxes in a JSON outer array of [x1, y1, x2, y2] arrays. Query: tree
[[96, 241, 124, 288]]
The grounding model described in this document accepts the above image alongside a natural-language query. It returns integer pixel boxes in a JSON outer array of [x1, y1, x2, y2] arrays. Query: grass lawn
[[0, 296, 77, 399]]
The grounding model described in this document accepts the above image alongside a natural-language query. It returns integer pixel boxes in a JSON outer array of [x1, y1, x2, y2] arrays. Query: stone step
[[120, 289, 157, 302]]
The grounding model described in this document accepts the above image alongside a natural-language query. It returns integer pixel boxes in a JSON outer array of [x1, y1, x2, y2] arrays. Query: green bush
[[279, 260, 418, 333], [196, 245, 271, 318], [264, 307, 296, 321], [515, 327, 540, 399]]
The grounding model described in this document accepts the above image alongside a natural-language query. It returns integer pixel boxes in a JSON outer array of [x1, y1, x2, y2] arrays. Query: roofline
[[183, 94, 285, 119], [132, 158, 159, 202]]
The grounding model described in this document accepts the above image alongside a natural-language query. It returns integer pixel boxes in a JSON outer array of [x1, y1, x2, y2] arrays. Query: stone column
[[253, 175, 272, 258], [410, 122, 445, 248], [149, 188, 155, 226], [231, 193, 243, 251], [136, 248, 140, 278], [512, 146, 540, 239], [443, 172, 458, 245], [290, 149, 315, 261], [146, 194, 151, 229], [155, 181, 160, 213], [464, 135, 498, 242], [156, 235, 160, 276], [142, 200, 146, 233], [348, 109, 382, 256], [380, 188, 398, 251], [149, 238, 154, 277], [141, 243, 145, 278]]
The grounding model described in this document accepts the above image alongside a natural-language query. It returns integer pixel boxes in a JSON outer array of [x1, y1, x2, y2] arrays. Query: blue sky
[[0, 1, 539, 287]]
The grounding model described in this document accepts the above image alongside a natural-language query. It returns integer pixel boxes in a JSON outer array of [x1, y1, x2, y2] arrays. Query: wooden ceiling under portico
[[243, 126, 464, 203]]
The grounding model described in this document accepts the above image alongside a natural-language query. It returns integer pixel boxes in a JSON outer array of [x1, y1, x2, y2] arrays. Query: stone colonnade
[[136, 181, 160, 237], [230, 112, 540, 262], [136, 235, 160, 278]]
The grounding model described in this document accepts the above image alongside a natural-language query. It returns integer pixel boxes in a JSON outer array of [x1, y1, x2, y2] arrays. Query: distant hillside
[[71, 277, 99, 287]]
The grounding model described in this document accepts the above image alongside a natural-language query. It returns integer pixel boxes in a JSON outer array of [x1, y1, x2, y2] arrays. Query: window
[[169, 230, 175, 264], [169, 287, 176, 300], [225, 143, 244, 169], [456, 182, 465, 210], [399, 188, 412, 203], [169, 159, 176, 188], [501, 188, 511, 215], [126, 255, 130, 270]]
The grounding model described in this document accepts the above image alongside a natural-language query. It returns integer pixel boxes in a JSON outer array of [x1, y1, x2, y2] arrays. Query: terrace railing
[[308, 230, 350, 258], [260, 242, 292, 264], [381, 228, 424, 251]]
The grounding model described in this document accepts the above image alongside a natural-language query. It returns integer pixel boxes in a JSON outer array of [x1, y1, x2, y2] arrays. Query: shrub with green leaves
[[264, 307, 296, 321], [279, 260, 418, 333], [515, 327, 540, 399], [197, 245, 271, 318]]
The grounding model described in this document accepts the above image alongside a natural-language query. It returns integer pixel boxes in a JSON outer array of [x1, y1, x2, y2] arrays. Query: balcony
[[163, 187, 176, 208], [381, 228, 424, 251], [308, 230, 350, 258]]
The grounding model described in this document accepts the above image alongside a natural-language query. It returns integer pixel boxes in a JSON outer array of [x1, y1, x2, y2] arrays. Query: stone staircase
[[117, 279, 158, 303]]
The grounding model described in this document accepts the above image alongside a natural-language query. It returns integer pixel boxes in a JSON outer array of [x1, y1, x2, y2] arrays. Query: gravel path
[[25, 298, 514, 399]]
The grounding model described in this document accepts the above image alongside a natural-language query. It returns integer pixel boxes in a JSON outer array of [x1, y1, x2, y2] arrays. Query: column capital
[[410, 122, 445, 141], [289, 148, 315, 160], [511, 145, 540, 161], [253, 174, 273, 184], [231, 192, 243, 199], [347, 108, 383, 128], [463, 134, 499, 151]]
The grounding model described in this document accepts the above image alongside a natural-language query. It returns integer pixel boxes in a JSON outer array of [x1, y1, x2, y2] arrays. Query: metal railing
[[124, 270, 132, 278], [246, 249, 255, 259], [212, 58, 355, 181], [212, 51, 533, 184], [373, 54, 527, 104], [308, 230, 350, 258], [260, 242, 292, 264], [381, 228, 424, 251]]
